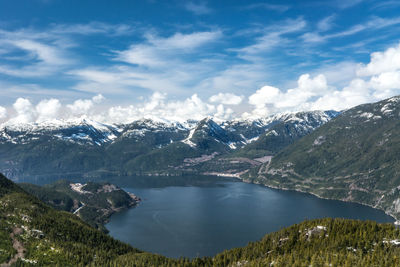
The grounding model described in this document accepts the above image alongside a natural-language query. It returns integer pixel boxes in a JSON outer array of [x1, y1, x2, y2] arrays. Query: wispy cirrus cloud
[[373, 0, 400, 10], [50, 21, 135, 36], [244, 3, 290, 12], [335, 0, 364, 9], [302, 16, 400, 44], [0, 21, 135, 78], [115, 30, 222, 67], [184, 1, 213, 15], [317, 15, 336, 32], [235, 17, 307, 60], [69, 30, 224, 96]]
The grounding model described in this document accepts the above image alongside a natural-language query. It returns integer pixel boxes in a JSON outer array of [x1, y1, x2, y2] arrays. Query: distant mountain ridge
[[0, 110, 338, 180]]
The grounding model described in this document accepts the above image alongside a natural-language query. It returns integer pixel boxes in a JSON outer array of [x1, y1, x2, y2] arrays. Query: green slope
[[0, 173, 138, 266], [250, 96, 400, 220], [232, 111, 339, 159], [19, 180, 139, 232]]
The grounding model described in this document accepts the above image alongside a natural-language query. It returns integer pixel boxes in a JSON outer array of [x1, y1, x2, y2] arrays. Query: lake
[[106, 180, 394, 258]]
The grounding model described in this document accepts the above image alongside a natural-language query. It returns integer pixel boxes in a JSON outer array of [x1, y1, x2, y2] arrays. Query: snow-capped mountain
[[0, 119, 121, 146], [0, 110, 339, 148], [181, 110, 340, 151], [0, 110, 339, 180]]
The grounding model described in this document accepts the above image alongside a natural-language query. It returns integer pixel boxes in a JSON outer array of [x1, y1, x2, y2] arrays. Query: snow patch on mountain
[[182, 128, 197, 148]]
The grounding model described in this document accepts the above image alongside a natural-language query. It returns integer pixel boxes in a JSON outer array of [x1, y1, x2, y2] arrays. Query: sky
[[1, 0, 400, 124]]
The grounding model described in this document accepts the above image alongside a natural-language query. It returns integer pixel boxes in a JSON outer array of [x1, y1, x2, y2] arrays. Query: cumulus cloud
[[357, 44, 400, 76], [67, 94, 104, 115], [209, 93, 243, 105], [11, 98, 35, 124], [106, 93, 229, 123], [309, 78, 371, 111], [92, 94, 105, 103], [0, 92, 238, 125], [243, 43, 400, 117], [36, 98, 62, 122], [246, 74, 330, 117], [0, 106, 6, 119]]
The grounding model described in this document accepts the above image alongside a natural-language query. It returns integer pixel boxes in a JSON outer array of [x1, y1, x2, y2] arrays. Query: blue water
[[106, 181, 394, 258]]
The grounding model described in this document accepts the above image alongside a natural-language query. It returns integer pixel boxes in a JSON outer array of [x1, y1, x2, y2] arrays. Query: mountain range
[[0, 110, 338, 180]]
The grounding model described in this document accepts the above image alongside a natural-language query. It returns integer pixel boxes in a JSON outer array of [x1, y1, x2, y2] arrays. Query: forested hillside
[[19, 180, 139, 232], [249, 95, 400, 221], [2, 173, 400, 266]]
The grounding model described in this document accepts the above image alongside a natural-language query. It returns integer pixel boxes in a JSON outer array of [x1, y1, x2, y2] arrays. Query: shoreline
[[201, 172, 399, 224], [249, 179, 399, 223]]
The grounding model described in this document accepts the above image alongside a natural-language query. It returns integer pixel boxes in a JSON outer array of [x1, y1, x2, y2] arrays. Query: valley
[[2, 95, 400, 265], [2, 96, 400, 222]]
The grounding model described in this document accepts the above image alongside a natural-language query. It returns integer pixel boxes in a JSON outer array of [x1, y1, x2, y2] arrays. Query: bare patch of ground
[[0, 227, 25, 267]]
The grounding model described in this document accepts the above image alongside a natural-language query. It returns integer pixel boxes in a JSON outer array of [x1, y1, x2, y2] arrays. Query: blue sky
[[1, 0, 400, 123]]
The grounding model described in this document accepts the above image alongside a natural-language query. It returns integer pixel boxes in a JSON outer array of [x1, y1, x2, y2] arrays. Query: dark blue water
[[106, 181, 394, 258]]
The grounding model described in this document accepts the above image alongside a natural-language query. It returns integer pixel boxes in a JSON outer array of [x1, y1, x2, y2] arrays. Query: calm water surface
[[106, 181, 394, 258]]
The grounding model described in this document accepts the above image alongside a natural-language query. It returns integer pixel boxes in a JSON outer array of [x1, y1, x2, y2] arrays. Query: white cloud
[[115, 31, 222, 67], [245, 3, 290, 12], [2, 23, 400, 125], [12, 39, 67, 66], [0, 22, 135, 79], [357, 43, 400, 76], [184, 2, 212, 15], [209, 93, 243, 105], [370, 71, 400, 90], [302, 16, 400, 44], [51, 22, 134, 36], [0, 30, 73, 77], [67, 99, 94, 115], [248, 86, 280, 108], [243, 43, 400, 116], [317, 15, 336, 32], [71, 31, 224, 96], [67, 94, 104, 115], [246, 74, 330, 117], [335, 0, 363, 9], [36, 99, 62, 122], [215, 104, 234, 119], [0, 106, 6, 119], [11, 98, 35, 124], [310, 78, 371, 111], [237, 17, 307, 59], [92, 94, 105, 103], [104, 92, 233, 123]]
